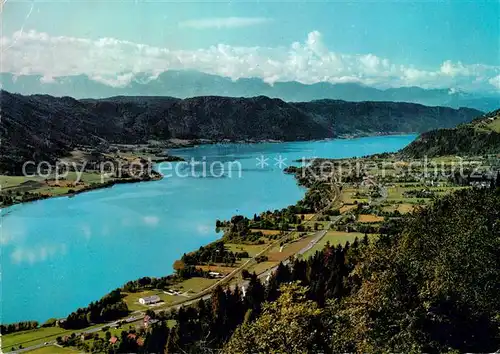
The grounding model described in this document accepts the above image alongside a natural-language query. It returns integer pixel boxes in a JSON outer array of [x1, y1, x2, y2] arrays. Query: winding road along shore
[[7, 179, 342, 354]]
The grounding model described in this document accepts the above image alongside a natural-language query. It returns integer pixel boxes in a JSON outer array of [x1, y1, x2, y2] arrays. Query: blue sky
[[2, 0, 499, 92]]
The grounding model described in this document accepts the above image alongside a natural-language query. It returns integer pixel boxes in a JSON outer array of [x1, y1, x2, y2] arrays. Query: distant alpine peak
[[0, 70, 498, 112]]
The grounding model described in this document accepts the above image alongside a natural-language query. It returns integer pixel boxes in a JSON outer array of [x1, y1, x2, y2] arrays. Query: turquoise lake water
[[1, 135, 416, 323]]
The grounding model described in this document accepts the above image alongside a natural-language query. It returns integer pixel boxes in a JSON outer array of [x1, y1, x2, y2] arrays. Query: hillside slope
[[0, 90, 482, 173], [295, 100, 479, 136], [223, 187, 500, 353], [400, 109, 500, 158]]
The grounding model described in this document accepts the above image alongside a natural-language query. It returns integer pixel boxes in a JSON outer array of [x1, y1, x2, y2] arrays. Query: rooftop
[[141, 295, 161, 301]]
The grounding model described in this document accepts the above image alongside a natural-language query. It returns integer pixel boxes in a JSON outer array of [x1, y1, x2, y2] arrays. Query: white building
[[209, 271, 224, 278], [139, 295, 161, 305]]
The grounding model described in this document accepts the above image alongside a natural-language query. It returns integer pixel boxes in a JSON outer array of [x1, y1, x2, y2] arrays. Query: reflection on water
[[1, 135, 415, 323]]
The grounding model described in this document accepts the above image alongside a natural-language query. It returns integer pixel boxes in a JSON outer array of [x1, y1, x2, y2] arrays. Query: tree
[[291, 258, 307, 284], [275, 262, 291, 285], [265, 273, 279, 302], [245, 273, 265, 314], [362, 233, 369, 246], [211, 285, 227, 324], [164, 325, 180, 354], [328, 188, 500, 353], [144, 322, 169, 354], [145, 309, 156, 319], [241, 269, 251, 279], [223, 283, 324, 353]]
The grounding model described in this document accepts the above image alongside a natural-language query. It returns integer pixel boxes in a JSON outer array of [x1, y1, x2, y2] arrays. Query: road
[[9, 181, 343, 354], [9, 342, 53, 354], [256, 215, 342, 284]]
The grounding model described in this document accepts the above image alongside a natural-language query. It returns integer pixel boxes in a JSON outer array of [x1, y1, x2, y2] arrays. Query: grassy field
[[195, 264, 240, 274], [358, 214, 385, 223], [365, 164, 398, 177], [96, 325, 125, 339], [1, 327, 69, 350], [225, 243, 268, 257], [267, 235, 316, 262], [382, 203, 415, 214], [385, 186, 430, 204], [339, 204, 357, 214], [340, 188, 369, 204], [387, 186, 405, 199], [297, 214, 315, 221], [0, 175, 43, 189], [249, 229, 282, 236], [123, 290, 182, 311], [0, 171, 115, 205], [0, 172, 106, 189], [306, 220, 330, 230], [246, 261, 278, 276], [302, 231, 366, 259], [175, 277, 218, 293], [433, 186, 469, 196], [22, 345, 80, 353], [487, 117, 500, 132]]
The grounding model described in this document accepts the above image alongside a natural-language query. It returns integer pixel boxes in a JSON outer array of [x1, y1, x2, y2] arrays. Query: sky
[[1, 0, 499, 92]]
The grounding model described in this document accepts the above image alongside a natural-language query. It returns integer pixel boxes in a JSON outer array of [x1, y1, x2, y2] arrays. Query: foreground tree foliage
[[335, 187, 500, 353], [224, 283, 324, 353], [223, 188, 500, 353]]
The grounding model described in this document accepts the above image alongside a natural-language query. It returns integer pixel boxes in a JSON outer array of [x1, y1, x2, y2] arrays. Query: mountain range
[[1, 71, 498, 112], [0, 90, 482, 174]]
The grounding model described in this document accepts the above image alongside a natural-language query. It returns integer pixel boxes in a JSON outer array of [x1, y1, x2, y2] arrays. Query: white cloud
[[179, 17, 272, 29], [1, 29, 499, 92], [489, 75, 500, 89], [39, 74, 56, 83]]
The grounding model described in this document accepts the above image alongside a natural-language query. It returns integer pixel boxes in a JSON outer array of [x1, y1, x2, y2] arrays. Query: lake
[[0, 135, 416, 323]]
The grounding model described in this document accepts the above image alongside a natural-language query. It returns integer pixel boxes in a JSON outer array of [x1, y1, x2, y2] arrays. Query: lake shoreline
[[166, 131, 418, 149], [0, 172, 164, 209], [1, 133, 414, 209], [1, 160, 308, 327], [1, 135, 417, 325]]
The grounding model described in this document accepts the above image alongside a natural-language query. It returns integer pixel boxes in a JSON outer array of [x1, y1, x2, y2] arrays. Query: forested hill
[[221, 187, 500, 353], [400, 108, 500, 158], [0, 90, 481, 173], [294, 100, 480, 136]]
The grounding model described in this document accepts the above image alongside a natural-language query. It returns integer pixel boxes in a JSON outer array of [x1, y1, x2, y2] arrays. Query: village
[[3, 153, 499, 353]]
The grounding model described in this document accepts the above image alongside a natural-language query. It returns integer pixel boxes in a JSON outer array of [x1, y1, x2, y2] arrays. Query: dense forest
[[0, 90, 481, 173], [401, 109, 500, 157], [56, 187, 499, 353]]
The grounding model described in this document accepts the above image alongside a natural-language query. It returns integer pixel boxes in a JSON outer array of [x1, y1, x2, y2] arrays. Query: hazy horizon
[[2, 1, 499, 95]]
